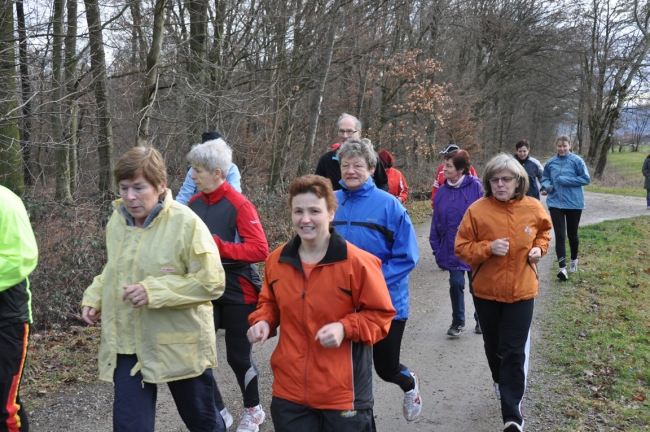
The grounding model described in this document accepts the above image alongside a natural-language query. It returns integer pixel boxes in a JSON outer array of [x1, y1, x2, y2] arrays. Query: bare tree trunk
[[65, 0, 80, 193], [298, 19, 338, 175], [136, 0, 168, 147], [0, 1, 23, 193], [84, 0, 115, 197], [53, 0, 73, 202], [16, 0, 33, 186]]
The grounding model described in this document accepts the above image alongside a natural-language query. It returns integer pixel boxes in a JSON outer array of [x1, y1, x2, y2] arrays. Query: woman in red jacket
[[378, 149, 408, 203], [247, 175, 395, 432]]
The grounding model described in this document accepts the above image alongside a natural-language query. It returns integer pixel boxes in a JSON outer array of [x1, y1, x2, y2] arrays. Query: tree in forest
[[0, 2, 23, 193], [580, 0, 650, 178]]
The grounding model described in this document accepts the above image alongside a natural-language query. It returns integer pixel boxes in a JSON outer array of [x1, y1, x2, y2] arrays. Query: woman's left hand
[[123, 284, 149, 308], [528, 247, 542, 263], [315, 322, 345, 348]]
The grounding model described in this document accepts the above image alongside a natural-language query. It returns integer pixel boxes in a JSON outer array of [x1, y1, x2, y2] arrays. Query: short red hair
[[378, 149, 394, 168], [289, 175, 338, 214]]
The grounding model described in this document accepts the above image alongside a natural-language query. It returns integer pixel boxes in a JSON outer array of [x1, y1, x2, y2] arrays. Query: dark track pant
[[473, 296, 534, 428], [270, 397, 374, 432], [0, 323, 29, 432], [549, 207, 582, 267], [112, 354, 225, 432], [212, 303, 260, 410], [373, 319, 415, 393]]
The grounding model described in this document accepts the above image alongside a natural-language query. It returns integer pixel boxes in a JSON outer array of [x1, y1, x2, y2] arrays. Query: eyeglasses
[[489, 176, 516, 184], [338, 129, 358, 136]]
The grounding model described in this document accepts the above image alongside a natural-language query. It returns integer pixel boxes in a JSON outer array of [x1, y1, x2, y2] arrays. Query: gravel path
[[27, 192, 649, 431]]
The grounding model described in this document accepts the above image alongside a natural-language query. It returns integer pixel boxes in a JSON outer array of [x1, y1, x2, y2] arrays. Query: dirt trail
[[27, 192, 648, 431]]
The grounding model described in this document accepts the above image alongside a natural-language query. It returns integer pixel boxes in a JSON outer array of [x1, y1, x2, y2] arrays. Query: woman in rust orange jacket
[[378, 149, 408, 203], [247, 175, 395, 432], [455, 154, 551, 432]]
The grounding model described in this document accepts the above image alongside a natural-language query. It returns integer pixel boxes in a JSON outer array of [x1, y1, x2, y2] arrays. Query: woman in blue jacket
[[332, 138, 422, 423], [541, 135, 591, 281], [429, 150, 484, 338]]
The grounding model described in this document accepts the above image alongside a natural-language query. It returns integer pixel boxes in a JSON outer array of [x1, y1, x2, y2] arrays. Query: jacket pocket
[[155, 332, 201, 380]]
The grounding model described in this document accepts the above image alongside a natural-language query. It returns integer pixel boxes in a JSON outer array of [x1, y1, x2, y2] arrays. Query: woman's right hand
[[82, 306, 101, 325], [490, 238, 510, 256], [247, 320, 270, 345]]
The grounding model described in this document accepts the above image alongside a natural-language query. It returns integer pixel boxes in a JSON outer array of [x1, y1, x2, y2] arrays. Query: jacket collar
[[279, 228, 348, 274], [200, 181, 231, 205], [338, 176, 376, 197], [115, 189, 173, 228]]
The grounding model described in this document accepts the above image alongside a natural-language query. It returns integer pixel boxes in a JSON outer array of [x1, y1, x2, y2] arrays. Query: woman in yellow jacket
[[455, 153, 552, 432], [82, 147, 226, 432]]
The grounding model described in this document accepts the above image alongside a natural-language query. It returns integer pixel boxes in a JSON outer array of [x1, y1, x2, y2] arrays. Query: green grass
[[541, 217, 650, 430], [404, 198, 432, 226], [585, 149, 649, 197]]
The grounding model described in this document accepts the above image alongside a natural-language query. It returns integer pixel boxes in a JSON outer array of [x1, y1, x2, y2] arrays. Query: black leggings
[[213, 302, 260, 409], [549, 207, 582, 267], [372, 320, 415, 393]]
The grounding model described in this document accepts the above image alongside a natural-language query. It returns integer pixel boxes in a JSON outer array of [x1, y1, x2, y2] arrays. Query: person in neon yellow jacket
[[82, 147, 227, 432], [0, 185, 38, 432]]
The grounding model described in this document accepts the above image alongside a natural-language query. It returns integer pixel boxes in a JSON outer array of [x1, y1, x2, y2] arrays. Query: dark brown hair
[[516, 139, 530, 150], [114, 146, 167, 188], [444, 149, 471, 175], [289, 175, 338, 214]]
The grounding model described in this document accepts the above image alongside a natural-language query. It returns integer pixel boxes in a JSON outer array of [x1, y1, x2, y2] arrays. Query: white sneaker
[[220, 407, 233, 429], [557, 267, 568, 281], [493, 382, 501, 400], [569, 259, 578, 273], [403, 372, 422, 421], [504, 420, 523, 431], [237, 405, 265, 432]]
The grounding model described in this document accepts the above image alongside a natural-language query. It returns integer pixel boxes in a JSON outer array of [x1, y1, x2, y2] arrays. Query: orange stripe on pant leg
[[4, 323, 29, 432]]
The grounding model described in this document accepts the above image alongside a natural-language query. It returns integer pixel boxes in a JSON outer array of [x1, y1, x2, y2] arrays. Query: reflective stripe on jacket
[[455, 196, 552, 303], [82, 189, 225, 383]]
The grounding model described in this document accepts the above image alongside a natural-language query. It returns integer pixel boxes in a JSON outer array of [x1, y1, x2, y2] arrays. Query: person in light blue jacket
[[176, 131, 242, 204], [541, 135, 591, 281], [332, 137, 422, 423]]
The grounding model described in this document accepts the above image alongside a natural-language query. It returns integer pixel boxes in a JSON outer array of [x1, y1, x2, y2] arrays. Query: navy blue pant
[[473, 296, 534, 428], [0, 323, 29, 432], [373, 319, 414, 393], [112, 354, 225, 432], [271, 397, 374, 432], [549, 207, 582, 267], [212, 302, 260, 410]]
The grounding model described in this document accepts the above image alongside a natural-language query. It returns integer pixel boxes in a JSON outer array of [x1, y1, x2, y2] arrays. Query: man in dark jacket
[[514, 139, 544, 199], [315, 113, 389, 191], [0, 185, 38, 432]]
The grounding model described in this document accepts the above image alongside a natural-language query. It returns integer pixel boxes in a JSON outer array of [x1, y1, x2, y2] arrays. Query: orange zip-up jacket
[[248, 230, 395, 410], [455, 196, 552, 303], [386, 167, 408, 203]]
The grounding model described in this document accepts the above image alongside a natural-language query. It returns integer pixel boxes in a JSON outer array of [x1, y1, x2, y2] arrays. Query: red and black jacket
[[189, 182, 269, 304]]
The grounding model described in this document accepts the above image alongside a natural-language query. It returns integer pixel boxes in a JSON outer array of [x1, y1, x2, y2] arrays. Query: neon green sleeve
[[0, 186, 38, 292]]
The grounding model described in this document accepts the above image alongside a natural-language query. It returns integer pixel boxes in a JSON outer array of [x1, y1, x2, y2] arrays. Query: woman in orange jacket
[[455, 154, 552, 432], [247, 175, 395, 432], [378, 149, 408, 203]]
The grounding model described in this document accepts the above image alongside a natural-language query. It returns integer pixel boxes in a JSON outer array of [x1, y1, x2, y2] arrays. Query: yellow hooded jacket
[[82, 189, 225, 383]]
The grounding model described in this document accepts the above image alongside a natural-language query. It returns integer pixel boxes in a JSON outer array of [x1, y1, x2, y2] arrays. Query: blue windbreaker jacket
[[333, 178, 419, 320], [541, 152, 590, 210]]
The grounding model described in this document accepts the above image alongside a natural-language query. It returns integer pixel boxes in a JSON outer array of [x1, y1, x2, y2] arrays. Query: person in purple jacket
[[429, 150, 484, 338]]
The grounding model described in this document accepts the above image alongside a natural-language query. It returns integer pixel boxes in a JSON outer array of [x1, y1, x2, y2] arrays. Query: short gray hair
[[482, 153, 529, 200], [337, 113, 362, 132], [186, 138, 232, 176], [337, 137, 377, 169]]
